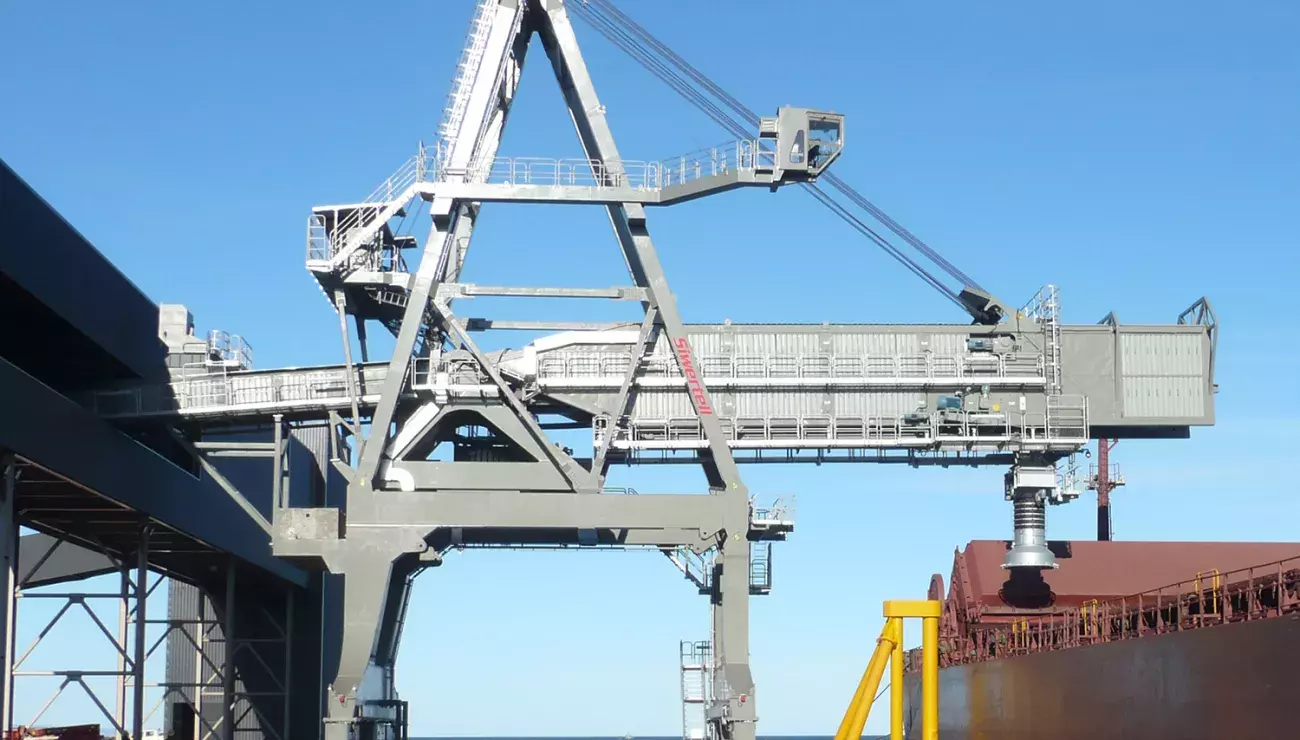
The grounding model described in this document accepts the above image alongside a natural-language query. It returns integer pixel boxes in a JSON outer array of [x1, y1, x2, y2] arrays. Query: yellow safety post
[[833, 619, 897, 740], [890, 616, 904, 740], [834, 600, 942, 740]]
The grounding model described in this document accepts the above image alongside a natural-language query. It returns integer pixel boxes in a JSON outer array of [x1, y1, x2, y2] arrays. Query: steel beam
[[548, 6, 759, 738], [1, 454, 16, 732], [360, 490, 729, 532], [132, 529, 149, 740], [0, 356, 305, 586]]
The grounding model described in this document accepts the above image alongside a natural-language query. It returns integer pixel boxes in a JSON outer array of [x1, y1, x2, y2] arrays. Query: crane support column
[[0, 453, 15, 733]]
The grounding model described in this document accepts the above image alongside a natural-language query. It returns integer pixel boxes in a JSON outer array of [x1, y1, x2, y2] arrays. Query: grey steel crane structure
[[77, 2, 1218, 739]]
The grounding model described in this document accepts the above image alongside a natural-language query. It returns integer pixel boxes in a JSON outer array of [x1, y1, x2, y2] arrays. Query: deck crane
[[91, 2, 1217, 739]]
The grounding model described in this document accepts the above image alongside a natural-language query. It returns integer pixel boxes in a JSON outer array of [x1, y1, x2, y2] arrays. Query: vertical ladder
[[679, 640, 711, 740], [749, 542, 772, 595], [1022, 284, 1062, 395]]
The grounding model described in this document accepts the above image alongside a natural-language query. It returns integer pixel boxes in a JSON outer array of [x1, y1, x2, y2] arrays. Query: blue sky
[[2, 0, 1298, 735]]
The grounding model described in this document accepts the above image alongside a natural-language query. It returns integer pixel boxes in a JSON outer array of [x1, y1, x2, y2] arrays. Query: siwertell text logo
[[675, 337, 713, 416]]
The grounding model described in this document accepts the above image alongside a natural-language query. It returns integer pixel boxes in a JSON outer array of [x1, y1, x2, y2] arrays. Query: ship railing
[[940, 553, 1300, 667], [537, 351, 1046, 382]]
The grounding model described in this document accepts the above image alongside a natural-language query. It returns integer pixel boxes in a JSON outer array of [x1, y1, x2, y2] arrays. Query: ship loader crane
[[567, 0, 1217, 569], [87, 2, 1217, 740]]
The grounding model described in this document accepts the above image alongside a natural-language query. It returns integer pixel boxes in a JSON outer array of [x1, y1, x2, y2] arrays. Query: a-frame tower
[[277, 1, 845, 738]]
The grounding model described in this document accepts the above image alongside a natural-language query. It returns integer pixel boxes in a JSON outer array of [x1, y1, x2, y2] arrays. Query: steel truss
[[0, 463, 155, 739], [163, 574, 295, 740], [5, 541, 151, 737], [271, 2, 844, 739], [0, 452, 294, 740]]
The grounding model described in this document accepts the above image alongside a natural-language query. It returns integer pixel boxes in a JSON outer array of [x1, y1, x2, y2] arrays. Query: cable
[[570, 0, 984, 299], [805, 183, 966, 308], [570, 3, 959, 306], [571, 5, 752, 138], [589, 0, 982, 290]]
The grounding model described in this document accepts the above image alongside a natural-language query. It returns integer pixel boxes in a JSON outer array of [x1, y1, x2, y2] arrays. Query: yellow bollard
[[922, 606, 939, 740], [890, 617, 904, 740], [836, 601, 942, 740], [882, 600, 942, 740]]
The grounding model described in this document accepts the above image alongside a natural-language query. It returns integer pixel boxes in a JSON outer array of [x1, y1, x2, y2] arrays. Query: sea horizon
[[139, 731, 880, 738]]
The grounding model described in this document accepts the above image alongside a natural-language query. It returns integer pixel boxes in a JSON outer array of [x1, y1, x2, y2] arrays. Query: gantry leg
[[323, 536, 422, 740], [710, 538, 754, 740]]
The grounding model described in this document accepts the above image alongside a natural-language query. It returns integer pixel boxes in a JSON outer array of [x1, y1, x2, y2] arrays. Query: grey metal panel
[[166, 579, 202, 719], [1121, 332, 1204, 377], [1123, 376, 1206, 419], [167, 572, 310, 740], [1058, 324, 1213, 428], [203, 425, 338, 519], [1059, 330, 1118, 424], [0, 355, 306, 585], [17, 533, 118, 587]]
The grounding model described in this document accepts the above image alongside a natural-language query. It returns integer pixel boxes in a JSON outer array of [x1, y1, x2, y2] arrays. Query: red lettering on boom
[[675, 337, 713, 416]]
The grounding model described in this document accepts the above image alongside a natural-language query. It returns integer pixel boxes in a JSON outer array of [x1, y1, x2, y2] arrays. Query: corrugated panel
[[1121, 333, 1203, 377], [166, 580, 201, 713], [732, 390, 822, 417], [626, 390, 920, 419], [830, 392, 918, 417], [1119, 334, 1206, 419], [1123, 376, 1205, 419], [685, 331, 722, 355], [629, 390, 694, 418], [167, 576, 287, 740]]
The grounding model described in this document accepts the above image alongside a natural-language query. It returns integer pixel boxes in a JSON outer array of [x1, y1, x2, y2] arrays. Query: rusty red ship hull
[[903, 540, 1300, 739]]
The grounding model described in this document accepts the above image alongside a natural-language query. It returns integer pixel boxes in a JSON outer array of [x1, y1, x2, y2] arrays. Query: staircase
[[438, 0, 498, 141], [665, 547, 710, 594], [304, 151, 425, 274]]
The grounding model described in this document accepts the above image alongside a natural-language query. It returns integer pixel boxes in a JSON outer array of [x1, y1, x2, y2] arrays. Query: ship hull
[[904, 614, 1300, 739]]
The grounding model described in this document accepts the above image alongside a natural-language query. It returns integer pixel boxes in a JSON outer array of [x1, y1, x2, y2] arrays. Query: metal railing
[[204, 330, 253, 370], [752, 496, 796, 526], [432, 138, 767, 193], [941, 554, 1300, 667], [603, 397, 1089, 449], [438, 0, 498, 141], [304, 153, 425, 265], [86, 359, 482, 419], [304, 136, 782, 269], [537, 351, 1047, 382]]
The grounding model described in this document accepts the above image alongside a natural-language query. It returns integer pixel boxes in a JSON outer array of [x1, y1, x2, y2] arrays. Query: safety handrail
[[949, 554, 1300, 667], [537, 351, 1047, 381]]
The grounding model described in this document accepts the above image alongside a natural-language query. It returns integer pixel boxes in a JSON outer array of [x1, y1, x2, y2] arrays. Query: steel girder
[[275, 2, 783, 739], [0, 355, 307, 587]]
